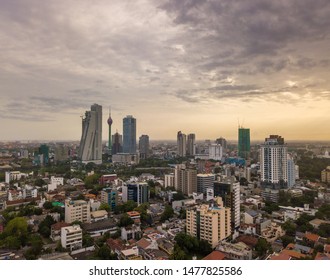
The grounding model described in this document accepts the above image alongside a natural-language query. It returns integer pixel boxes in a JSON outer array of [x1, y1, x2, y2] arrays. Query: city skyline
[[1, 1, 330, 141]]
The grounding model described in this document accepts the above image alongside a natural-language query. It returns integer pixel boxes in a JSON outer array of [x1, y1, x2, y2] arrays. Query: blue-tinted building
[[123, 115, 136, 154]]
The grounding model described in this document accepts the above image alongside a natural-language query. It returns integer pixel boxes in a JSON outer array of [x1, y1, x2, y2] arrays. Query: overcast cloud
[[1, 0, 330, 140]]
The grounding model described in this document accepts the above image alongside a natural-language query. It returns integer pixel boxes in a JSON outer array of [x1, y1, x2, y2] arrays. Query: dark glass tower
[[123, 115, 136, 153], [238, 127, 250, 159]]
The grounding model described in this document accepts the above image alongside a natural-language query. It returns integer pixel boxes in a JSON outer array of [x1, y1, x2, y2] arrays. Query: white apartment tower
[[79, 104, 102, 164], [260, 135, 288, 187]]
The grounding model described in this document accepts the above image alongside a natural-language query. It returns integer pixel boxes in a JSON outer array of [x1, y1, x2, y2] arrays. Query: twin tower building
[[78, 104, 142, 164]]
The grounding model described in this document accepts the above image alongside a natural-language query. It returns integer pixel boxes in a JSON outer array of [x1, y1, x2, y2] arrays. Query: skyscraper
[[139, 135, 149, 160], [107, 108, 113, 155], [187, 133, 196, 156], [112, 131, 123, 155], [123, 115, 136, 154], [260, 135, 288, 188], [177, 131, 186, 157], [238, 127, 250, 159], [174, 164, 197, 196], [78, 104, 102, 164]]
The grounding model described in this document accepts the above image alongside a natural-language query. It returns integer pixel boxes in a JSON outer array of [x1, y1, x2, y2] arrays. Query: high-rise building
[[197, 174, 215, 194], [112, 132, 123, 155], [107, 108, 113, 155], [177, 131, 187, 157], [78, 104, 102, 164], [187, 133, 196, 156], [208, 144, 223, 161], [174, 164, 197, 196], [287, 155, 296, 187], [122, 183, 149, 205], [216, 137, 227, 150], [213, 177, 240, 231], [38, 144, 49, 165], [123, 115, 136, 154], [186, 197, 231, 248], [139, 135, 149, 160], [260, 135, 288, 188], [65, 200, 91, 224], [54, 144, 69, 162], [101, 187, 118, 211], [164, 173, 175, 188], [238, 127, 250, 159]]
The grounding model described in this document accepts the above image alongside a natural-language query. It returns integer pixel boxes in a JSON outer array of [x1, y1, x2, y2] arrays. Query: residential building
[[64, 199, 91, 224], [213, 177, 241, 231], [123, 115, 137, 154], [61, 225, 83, 251], [186, 197, 231, 248], [197, 173, 214, 194], [112, 153, 139, 164], [260, 135, 288, 188], [217, 241, 252, 260], [238, 127, 250, 159], [50, 222, 70, 241], [78, 104, 102, 164], [321, 166, 330, 183], [177, 131, 186, 157], [164, 173, 175, 188], [101, 187, 118, 211], [187, 133, 196, 156], [208, 144, 223, 161], [174, 164, 197, 196], [261, 188, 279, 203], [122, 183, 149, 205], [287, 155, 296, 187], [139, 135, 150, 160]]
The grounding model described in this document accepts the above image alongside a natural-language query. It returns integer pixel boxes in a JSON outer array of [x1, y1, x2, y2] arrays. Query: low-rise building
[[216, 241, 252, 260], [50, 222, 70, 241], [91, 210, 108, 222], [61, 225, 83, 251]]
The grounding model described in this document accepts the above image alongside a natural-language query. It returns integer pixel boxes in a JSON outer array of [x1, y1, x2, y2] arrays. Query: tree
[[43, 201, 53, 210], [172, 191, 185, 201], [282, 220, 297, 236], [83, 233, 94, 247], [38, 215, 56, 238], [35, 178, 46, 187], [94, 245, 117, 260], [160, 205, 174, 222], [280, 235, 295, 247], [255, 238, 271, 258], [170, 244, 187, 260], [118, 214, 134, 227], [99, 203, 110, 211]]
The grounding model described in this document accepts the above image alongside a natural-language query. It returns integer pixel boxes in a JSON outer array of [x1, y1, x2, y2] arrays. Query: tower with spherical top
[[107, 108, 113, 155]]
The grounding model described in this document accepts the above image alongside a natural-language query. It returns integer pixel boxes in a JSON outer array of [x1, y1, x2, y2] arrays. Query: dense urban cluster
[[0, 104, 330, 260]]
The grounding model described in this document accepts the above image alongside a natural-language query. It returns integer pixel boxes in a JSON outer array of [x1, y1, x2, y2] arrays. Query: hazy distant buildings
[[123, 115, 136, 154], [260, 135, 288, 188], [216, 137, 227, 150], [177, 131, 187, 157], [78, 104, 102, 164], [208, 143, 223, 161], [238, 127, 250, 159], [139, 135, 150, 160], [54, 144, 69, 162], [287, 155, 296, 187], [187, 133, 196, 156], [112, 132, 123, 155]]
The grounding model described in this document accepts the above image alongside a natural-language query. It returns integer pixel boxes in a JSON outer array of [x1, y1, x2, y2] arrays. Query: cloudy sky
[[1, 0, 330, 141]]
